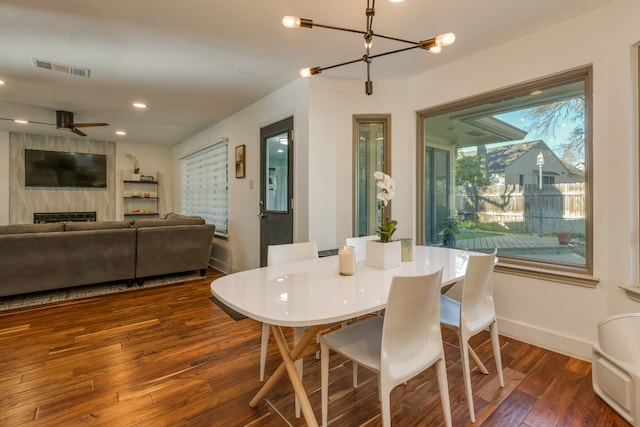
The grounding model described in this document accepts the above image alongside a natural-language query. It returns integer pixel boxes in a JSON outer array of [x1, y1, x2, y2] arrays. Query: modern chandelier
[[282, 0, 455, 95]]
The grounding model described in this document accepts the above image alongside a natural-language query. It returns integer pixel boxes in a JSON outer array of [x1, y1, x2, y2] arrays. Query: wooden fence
[[456, 183, 585, 235]]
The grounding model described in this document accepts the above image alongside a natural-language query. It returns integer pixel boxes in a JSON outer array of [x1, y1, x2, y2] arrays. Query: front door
[[259, 116, 294, 266]]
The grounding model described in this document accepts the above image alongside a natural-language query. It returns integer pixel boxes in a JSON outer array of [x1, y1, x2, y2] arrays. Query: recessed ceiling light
[[133, 102, 147, 109], [0, 80, 5, 85], [14, 119, 28, 124], [116, 130, 126, 136]]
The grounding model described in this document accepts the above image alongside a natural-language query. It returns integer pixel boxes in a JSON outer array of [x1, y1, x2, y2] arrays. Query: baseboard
[[497, 316, 593, 361], [209, 258, 231, 275]]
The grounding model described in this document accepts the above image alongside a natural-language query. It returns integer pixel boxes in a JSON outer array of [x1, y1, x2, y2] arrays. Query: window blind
[[181, 141, 228, 237]]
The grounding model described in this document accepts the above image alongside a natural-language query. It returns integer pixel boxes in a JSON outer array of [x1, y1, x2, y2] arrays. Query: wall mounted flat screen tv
[[25, 149, 107, 188]]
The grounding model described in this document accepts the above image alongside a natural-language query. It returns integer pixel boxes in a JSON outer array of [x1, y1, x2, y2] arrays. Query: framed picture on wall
[[235, 144, 246, 178]]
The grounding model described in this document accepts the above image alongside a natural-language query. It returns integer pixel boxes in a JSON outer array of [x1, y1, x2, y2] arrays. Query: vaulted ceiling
[[0, 0, 604, 147]]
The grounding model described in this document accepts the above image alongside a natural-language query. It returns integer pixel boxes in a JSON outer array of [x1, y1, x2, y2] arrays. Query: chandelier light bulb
[[282, 16, 301, 28], [300, 68, 312, 77], [435, 32, 456, 47], [428, 45, 442, 53], [300, 67, 321, 77]]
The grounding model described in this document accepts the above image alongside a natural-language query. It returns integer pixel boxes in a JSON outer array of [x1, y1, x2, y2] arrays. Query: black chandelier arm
[[372, 32, 420, 46], [367, 0, 375, 33], [320, 56, 370, 72], [311, 23, 431, 47], [366, 44, 424, 60], [312, 22, 368, 36], [318, 43, 426, 73]]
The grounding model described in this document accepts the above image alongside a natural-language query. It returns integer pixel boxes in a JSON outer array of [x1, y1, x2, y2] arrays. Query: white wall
[[307, 78, 412, 250], [406, 1, 640, 359], [115, 142, 173, 219], [171, 79, 310, 273], [172, 0, 639, 359]]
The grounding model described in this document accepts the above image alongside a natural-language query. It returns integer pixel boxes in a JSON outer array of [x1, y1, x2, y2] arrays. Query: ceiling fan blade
[[73, 122, 109, 128], [71, 127, 87, 137], [0, 117, 55, 126]]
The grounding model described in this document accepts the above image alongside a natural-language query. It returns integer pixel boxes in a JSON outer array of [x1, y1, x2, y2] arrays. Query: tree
[[524, 97, 585, 166], [455, 155, 491, 187], [455, 155, 491, 220]]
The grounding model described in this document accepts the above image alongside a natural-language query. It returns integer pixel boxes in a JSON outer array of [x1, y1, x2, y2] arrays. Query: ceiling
[[0, 0, 604, 148]]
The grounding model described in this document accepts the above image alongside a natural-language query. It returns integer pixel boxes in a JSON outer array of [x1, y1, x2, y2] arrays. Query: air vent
[[32, 58, 91, 78]]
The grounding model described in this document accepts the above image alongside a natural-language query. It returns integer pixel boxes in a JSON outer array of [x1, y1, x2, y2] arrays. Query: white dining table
[[210, 245, 478, 427]]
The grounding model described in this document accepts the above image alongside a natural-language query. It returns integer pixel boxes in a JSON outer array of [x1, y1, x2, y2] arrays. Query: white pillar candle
[[338, 245, 356, 276]]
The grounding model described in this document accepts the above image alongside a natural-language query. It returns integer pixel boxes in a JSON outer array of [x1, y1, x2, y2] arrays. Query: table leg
[[468, 346, 489, 374], [249, 324, 324, 427]]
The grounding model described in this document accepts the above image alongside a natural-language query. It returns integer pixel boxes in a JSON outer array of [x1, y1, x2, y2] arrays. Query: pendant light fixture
[[283, 0, 455, 95]]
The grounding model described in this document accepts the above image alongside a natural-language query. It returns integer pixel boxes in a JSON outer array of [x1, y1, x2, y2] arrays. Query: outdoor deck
[[455, 232, 562, 251], [453, 231, 585, 263]]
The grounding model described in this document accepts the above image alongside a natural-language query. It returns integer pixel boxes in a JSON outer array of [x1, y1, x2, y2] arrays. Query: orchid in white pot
[[374, 171, 397, 243]]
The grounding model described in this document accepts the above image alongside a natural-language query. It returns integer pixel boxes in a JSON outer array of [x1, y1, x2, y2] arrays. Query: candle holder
[[338, 245, 356, 276]]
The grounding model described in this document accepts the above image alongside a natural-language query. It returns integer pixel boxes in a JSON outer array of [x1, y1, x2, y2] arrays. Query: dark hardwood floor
[[0, 270, 629, 426]]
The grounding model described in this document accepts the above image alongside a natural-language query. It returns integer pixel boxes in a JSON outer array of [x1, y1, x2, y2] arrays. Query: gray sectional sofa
[[0, 214, 215, 297]]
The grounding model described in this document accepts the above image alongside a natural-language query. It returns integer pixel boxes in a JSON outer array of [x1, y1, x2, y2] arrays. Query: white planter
[[365, 240, 401, 269]]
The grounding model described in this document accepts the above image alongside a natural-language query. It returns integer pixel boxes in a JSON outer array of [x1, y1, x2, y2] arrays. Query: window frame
[[417, 67, 597, 286], [352, 114, 391, 237], [180, 139, 229, 238]]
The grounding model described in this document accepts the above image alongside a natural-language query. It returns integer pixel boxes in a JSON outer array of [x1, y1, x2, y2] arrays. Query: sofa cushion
[[64, 220, 132, 231], [133, 217, 205, 228], [164, 212, 205, 221], [0, 223, 64, 235]]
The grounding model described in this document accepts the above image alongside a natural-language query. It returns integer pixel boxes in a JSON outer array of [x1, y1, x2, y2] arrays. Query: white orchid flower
[[373, 171, 397, 242], [374, 172, 395, 206]]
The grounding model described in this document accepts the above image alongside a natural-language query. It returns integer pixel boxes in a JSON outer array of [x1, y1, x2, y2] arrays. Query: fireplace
[[34, 211, 97, 223]]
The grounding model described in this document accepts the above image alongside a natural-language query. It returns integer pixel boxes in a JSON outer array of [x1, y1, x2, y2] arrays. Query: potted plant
[[557, 231, 571, 245], [124, 153, 140, 178], [440, 217, 459, 248], [366, 171, 401, 269]]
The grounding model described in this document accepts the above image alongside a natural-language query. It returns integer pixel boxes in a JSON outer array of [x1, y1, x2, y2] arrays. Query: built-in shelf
[[122, 171, 160, 219], [123, 180, 158, 184]]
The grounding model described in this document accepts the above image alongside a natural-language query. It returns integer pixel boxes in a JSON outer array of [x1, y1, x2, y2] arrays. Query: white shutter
[[181, 141, 228, 237]]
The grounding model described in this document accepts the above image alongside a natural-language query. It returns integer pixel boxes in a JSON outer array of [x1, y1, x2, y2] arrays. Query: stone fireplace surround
[[9, 132, 115, 225]]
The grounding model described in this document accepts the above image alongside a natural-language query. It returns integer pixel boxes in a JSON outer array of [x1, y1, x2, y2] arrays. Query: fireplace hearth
[[34, 211, 97, 223]]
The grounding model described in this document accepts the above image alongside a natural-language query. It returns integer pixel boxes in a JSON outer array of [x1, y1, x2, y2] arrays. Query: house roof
[[483, 140, 584, 177]]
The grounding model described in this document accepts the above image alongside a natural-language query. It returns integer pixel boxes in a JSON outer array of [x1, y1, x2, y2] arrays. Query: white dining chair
[[440, 250, 503, 423], [320, 269, 452, 427], [260, 241, 319, 382], [344, 235, 382, 385], [345, 235, 378, 262]]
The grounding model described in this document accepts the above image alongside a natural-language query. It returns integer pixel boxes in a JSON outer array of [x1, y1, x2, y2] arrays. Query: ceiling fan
[[55, 110, 109, 136], [0, 110, 109, 137]]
